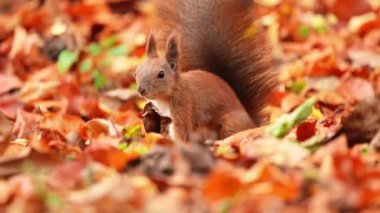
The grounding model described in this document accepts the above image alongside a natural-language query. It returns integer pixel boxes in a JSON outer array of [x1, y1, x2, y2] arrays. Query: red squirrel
[[135, 0, 276, 142]]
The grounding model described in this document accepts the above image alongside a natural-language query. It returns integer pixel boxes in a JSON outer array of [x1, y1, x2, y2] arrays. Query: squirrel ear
[[166, 36, 178, 72], [146, 33, 158, 58]]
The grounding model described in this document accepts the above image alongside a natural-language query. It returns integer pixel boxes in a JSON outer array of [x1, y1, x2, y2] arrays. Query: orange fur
[[136, 0, 276, 142], [152, 0, 276, 124], [136, 35, 254, 142]]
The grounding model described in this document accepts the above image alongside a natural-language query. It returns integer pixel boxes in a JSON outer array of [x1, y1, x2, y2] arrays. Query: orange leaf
[[85, 143, 138, 171], [39, 113, 85, 140], [203, 169, 243, 204]]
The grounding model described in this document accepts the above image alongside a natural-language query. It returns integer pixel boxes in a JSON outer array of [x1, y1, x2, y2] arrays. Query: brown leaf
[[81, 119, 121, 140], [281, 94, 304, 112], [48, 160, 86, 191], [12, 110, 42, 139], [241, 138, 310, 167], [348, 49, 380, 69], [39, 112, 85, 142], [0, 111, 13, 143], [0, 74, 22, 95], [142, 102, 171, 134], [312, 135, 349, 163], [216, 127, 266, 146], [9, 27, 28, 59], [0, 140, 31, 164], [338, 75, 375, 102]]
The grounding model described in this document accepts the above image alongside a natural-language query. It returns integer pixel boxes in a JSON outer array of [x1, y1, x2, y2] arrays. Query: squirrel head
[[135, 34, 179, 100]]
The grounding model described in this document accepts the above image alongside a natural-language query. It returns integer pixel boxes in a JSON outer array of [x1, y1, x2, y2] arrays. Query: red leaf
[[330, 0, 372, 22], [268, 90, 288, 107], [296, 120, 317, 142]]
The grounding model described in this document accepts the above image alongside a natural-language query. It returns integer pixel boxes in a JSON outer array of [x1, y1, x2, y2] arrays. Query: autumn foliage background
[[0, 0, 380, 212]]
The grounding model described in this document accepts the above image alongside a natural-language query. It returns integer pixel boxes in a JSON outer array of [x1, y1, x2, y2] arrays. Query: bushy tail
[[153, 0, 276, 123]]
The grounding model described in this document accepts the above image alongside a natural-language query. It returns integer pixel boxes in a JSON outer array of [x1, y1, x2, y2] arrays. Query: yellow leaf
[[311, 107, 323, 119]]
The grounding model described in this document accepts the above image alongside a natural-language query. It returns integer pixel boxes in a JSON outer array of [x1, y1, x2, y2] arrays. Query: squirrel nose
[[138, 87, 146, 95]]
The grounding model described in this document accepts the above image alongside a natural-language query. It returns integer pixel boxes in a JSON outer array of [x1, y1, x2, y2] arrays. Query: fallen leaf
[[0, 111, 13, 143], [241, 138, 310, 167], [312, 135, 349, 163], [203, 168, 243, 204], [9, 27, 28, 59], [39, 113, 85, 143], [338, 75, 375, 102], [348, 49, 380, 69], [296, 120, 317, 141], [267, 97, 317, 138], [81, 118, 121, 139], [330, 0, 372, 22], [0, 74, 22, 95], [86, 142, 138, 171], [57, 50, 79, 73]]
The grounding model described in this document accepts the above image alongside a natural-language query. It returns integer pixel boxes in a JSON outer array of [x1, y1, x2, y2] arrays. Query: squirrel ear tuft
[[166, 35, 178, 72], [146, 33, 158, 58]]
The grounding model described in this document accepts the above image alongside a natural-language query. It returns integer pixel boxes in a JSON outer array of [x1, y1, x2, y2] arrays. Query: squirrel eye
[[157, 71, 165, 79]]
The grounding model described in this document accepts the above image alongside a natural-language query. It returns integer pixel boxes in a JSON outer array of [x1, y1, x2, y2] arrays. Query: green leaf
[[361, 147, 369, 155], [21, 161, 35, 174], [217, 199, 233, 213], [267, 97, 317, 138], [305, 168, 318, 181], [216, 145, 234, 155], [288, 79, 307, 94], [118, 142, 128, 151], [65, 153, 77, 160], [124, 124, 143, 140], [82, 167, 95, 187], [312, 15, 328, 33], [129, 83, 137, 91], [100, 35, 117, 48], [106, 44, 129, 56], [133, 143, 149, 155], [292, 97, 317, 124], [301, 133, 325, 152], [298, 25, 311, 39], [79, 58, 93, 73], [45, 192, 64, 210], [57, 50, 79, 73], [100, 58, 111, 69], [83, 167, 95, 187], [124, 141, 149, 155], [92, 70, 106, 89], [87, 43, 102, 56]]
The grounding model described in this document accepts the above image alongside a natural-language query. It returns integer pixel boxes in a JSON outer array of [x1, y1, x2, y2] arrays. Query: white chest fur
[[150, 99, 171, 118]]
